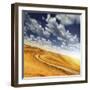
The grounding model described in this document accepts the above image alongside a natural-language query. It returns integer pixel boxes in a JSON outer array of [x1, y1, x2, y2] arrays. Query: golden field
[[24, 44, 80, 77]]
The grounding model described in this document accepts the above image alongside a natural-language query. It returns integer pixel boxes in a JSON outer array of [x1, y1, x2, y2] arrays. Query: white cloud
[[28, 34, 35, 41], [56, 14, 80, 25], [65, 30, 72, 39], [24, 16, 44, 36], [30, 34, 34, 38], [36, 36, 41, 40], [40, 38, 52, 45], [43, 30, 51, 38], [42, 16, 45, 20], [48, 17, 56, 23], [46, 14, 58, 35], [57, 37, 63, 41], [45, 27, 52, 33], [57, 24, 66, 37], [46, 14, 51, 22]]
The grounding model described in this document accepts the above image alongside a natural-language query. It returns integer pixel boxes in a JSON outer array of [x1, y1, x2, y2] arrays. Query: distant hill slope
[[24, 44, 80, 77]]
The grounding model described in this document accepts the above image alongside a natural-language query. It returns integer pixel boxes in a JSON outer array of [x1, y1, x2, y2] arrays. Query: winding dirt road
[[24, 45, 80, 77]]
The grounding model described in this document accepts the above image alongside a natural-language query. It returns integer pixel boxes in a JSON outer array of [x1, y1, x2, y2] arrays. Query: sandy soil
[[24, 44, 80, 77]]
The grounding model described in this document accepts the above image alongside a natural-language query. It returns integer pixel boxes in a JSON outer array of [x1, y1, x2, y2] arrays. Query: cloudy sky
[[22, 10, 81, 58]]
